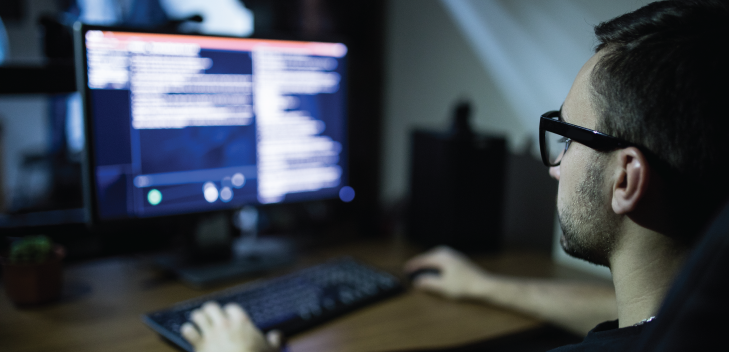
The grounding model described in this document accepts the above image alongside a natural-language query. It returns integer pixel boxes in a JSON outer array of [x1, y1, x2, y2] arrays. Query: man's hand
[[404, 246, 491, 300], [405, 246, 619, 336], [181, 301, 282, 352]]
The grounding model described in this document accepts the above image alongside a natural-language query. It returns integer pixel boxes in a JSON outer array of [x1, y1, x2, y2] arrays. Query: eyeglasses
[[539, 110, 632, 167]]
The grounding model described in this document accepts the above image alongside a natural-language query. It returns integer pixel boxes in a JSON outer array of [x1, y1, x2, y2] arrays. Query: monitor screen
[[76, 25, 349, 221]]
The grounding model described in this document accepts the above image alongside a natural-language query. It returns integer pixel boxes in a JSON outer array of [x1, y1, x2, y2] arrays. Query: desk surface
[[0, 238, 601, 352]]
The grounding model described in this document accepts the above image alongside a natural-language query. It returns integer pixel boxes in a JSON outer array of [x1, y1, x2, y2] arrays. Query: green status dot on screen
[[147, 189, 162, 206]]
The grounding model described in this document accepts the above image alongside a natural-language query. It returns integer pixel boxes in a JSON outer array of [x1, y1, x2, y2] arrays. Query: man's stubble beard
[[558, 155, 621, 268]]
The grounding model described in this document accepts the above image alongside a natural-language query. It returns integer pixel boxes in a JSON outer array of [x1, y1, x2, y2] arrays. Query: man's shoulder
[[547, 320, 651, 352]]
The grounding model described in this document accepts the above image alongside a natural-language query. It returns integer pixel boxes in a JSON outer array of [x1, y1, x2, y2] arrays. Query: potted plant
[[2, 235, 65, 306]]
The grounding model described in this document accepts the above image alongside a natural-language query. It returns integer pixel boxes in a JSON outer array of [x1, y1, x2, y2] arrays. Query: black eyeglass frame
[[539, 110, 633, 167]]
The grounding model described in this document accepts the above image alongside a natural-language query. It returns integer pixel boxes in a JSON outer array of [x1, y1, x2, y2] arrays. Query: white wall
[[383, 0, 647, 276], [383, 0, 524, 206], [382, 0, 647, 205]]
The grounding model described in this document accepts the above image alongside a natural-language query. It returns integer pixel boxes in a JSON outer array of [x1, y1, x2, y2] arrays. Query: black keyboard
[[143, 257, 404, 351]]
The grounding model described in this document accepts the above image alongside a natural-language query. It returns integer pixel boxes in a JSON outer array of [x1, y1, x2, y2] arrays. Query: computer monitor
[[74, 24, 350, 224]]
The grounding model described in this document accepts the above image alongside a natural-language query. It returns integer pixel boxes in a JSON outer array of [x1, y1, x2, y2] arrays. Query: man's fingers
[[202, 301, 226, 327], [223, 303, 246, 325], [404, 255, 451, 273], [266, 330, 284, 348], [190, 309, 212, 333], [181, 322, 202, 344], [224, 303, 261, 338], [404, 249, 449, 272], [412, 275, 445, 293]]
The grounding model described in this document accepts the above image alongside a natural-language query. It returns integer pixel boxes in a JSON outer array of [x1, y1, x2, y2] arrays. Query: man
[[180, 1, 728, 351]]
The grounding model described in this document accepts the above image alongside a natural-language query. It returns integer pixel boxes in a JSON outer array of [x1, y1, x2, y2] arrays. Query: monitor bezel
[[74, 23, 351, 227]]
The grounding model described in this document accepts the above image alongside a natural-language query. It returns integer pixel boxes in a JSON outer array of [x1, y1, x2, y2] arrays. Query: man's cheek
[[556, 183, 565, 209]]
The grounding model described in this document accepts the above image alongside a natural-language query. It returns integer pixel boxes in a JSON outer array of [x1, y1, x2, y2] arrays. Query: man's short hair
[[589, 0, 728, 241]]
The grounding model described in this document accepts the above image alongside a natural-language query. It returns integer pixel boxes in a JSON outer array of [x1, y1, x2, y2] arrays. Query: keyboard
[[142, 257, 404, 351]]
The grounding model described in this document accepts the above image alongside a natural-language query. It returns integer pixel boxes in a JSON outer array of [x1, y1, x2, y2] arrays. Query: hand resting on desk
[[404, 246, 492, 300], [181, 301, 282, 352], [404, 246, 617, 336]]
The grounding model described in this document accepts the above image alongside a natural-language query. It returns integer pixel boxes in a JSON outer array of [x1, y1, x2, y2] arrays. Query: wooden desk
[[0, 238, 600, 352]]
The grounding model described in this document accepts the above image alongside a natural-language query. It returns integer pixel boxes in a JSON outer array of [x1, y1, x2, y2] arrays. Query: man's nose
[[549, 165, 560, 180], [549, 148, 564, 180]]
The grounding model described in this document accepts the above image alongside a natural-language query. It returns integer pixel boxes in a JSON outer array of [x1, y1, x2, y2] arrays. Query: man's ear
[[611, 147, 650, 215]]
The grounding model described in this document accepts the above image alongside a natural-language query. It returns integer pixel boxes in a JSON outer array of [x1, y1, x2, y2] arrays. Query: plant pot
[[2, 245, 65, 306]]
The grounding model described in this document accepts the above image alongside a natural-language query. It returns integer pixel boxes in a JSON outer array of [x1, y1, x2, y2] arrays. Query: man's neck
[[608, 224, 688, 328]]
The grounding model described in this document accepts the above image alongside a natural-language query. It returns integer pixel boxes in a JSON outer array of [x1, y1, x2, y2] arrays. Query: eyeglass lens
[[543, 129, 570, 165]]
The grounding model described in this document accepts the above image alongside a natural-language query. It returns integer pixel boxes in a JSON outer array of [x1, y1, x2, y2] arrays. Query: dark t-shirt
[[548, 320, 654, 352]]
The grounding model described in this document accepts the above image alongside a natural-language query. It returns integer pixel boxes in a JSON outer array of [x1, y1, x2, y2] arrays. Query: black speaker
[[407, 104, 507, 252]]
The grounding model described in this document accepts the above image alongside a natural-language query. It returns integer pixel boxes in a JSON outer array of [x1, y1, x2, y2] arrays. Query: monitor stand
[[155, 207, 295, 288]]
